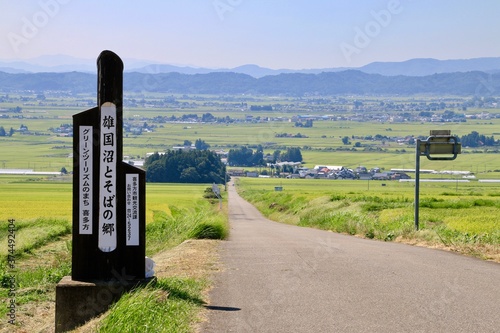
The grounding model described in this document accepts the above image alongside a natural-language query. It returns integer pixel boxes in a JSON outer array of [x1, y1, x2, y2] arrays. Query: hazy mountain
[[219, 65, 349, 77], [128, 64, 216, 75], [126, 63, 347, 77], [0, 55, 95, 73], [0, 67, 28, 74], [359, 57, 500, 76], [1, 70, 498, 96], [2, 55, 500, 77]]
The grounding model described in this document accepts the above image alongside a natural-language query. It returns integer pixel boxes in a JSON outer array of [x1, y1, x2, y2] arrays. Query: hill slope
[[0, 70, 498, 96]]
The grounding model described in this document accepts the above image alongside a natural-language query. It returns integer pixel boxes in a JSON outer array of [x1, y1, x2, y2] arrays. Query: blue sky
[[1, 0, 500, 69]]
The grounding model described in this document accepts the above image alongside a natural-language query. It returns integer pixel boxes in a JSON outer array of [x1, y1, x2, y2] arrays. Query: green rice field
[[236, 177, 500, 262], [2, 95, 500, 174], [0, 175, 227, 332]]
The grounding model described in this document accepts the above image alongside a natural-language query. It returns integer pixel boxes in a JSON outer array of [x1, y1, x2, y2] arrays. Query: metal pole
[[414, 139, 421, 231]]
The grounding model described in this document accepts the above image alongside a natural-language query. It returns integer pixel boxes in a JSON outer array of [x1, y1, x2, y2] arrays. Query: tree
[[145, 159, 167, 182], [183, 140, 192, 147], [280, 147, 302, 162], [195, 138, 210, 150], [202, 113, 215, 122], [228, 146, 263, 166], [354, 100, 363, 109], [342, 136, 350, 145], [0, 126, 5, 137], [180, 167, 201, 182], [272, 150, 281, 162], [460, 131, 496, 147], [145, 150, 226, 183]]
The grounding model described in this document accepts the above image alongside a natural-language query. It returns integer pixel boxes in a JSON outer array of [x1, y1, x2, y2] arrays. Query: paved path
[[202, 184, 500, 332]]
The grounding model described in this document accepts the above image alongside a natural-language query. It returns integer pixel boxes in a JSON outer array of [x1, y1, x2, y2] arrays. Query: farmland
[[2, 92, 500, 174], [1, 92, 500, 330], [0, 175, 227, 331], [2, 92, 500, 263]]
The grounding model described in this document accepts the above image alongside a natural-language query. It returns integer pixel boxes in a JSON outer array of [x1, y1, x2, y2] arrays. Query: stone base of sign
[[55, 275, 155, 332]]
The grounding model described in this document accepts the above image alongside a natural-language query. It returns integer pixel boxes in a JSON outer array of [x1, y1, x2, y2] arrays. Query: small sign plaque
[[212, 183, 220, 196], [126, 173, 139, 246]]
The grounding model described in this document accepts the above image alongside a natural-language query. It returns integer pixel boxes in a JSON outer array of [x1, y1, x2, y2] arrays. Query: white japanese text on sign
[[99, 103, 117, 252], [126, 174, 139, 246], [79, 126, 93, 234]]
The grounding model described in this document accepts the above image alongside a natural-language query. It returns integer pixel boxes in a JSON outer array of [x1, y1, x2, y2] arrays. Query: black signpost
[[55, 51, 150, 332], [414, 130, 461, 230]]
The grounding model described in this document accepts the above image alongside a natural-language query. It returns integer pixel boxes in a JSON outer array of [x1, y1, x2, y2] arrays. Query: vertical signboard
[[72, 50, 146, 281]]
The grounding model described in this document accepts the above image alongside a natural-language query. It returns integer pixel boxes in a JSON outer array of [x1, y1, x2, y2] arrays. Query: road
[[202, 183, 500, 332]]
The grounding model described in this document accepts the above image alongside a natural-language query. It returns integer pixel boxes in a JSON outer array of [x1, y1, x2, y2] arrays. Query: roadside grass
[[98, 278, 207, 333], [236, 177, 500, 261], [0, 178, 228, 332], [0, 217, 70, 250], [97, 188, 227, 333], [0, 227, 72, 317], [146, 199, 228, 256]]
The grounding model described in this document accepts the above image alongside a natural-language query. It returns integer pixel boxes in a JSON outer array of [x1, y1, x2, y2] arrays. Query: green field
[[0, 176, 227, 332], [236, 177, 500, 262], [2, 94, 500, 174], [1, 93, 500, 331], [0, 175, 216, 224]]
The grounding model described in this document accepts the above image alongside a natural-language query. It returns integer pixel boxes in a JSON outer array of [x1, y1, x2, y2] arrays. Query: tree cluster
[[228, 146, 263, 166], [152, 113, 234, 124], [279, 147, 303, 162], [460, 131, 496, 147], [195, 138, 210, 150], [250, 105, 273, 111], [294, 119, 313, 128], [181, 139, 210, 150], [145, 150, 226, 184], [0, 126, 14, 137], [275, 133, 308, 138]]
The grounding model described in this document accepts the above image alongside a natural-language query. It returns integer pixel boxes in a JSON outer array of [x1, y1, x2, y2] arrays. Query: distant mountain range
[[1, 55, 500, 77], [1, 70, 499, 96], [359, 58, 500, 76]]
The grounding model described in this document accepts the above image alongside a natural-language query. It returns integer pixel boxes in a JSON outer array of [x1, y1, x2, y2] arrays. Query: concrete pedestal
[[55, 275, 155, 332]]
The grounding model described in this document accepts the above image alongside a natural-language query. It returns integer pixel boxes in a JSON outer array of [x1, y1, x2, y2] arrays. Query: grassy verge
[[96, 194, 227, 333], [0, 218, 72, 319], [0, 178, 228, 332], [146, 200, 228, 256], [98, 278, 207, 333], [236, 177, 500, 262]]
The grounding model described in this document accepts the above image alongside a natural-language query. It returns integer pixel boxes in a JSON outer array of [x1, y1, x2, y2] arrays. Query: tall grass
[[0, 218, 72, 316], [98, 278, 206, 333], [0, 218, 71, 259], [146, 200, 228, 256], [98, 190, 228, 333]]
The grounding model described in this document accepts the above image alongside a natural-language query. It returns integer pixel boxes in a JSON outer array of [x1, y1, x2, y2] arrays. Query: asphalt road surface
[[202, 183, 500, 333]]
